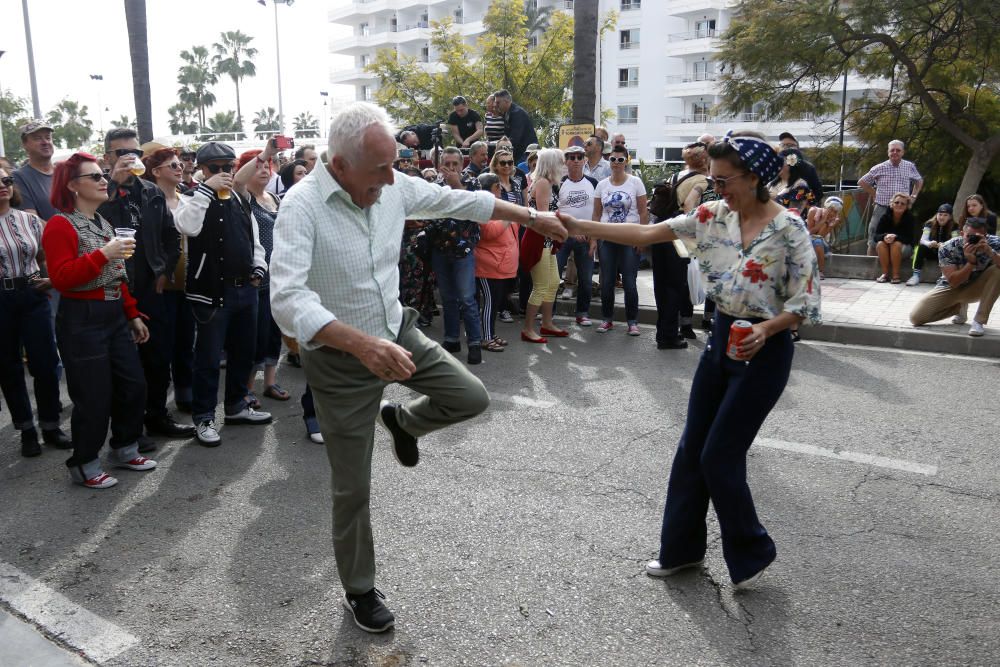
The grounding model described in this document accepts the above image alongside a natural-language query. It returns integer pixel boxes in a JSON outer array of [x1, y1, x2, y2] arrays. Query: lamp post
[[21, 0, 41, 118], [320, 90, 328, 138], [0, 50, 6, 157], [259, 0, 294, 135], [90, 74, 104, 142]]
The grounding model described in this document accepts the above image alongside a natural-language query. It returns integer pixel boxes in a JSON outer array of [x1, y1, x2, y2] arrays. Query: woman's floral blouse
[[667, 200, 822, 325]]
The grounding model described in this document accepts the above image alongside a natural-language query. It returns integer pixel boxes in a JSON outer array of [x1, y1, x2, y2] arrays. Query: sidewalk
[[555, 270, 1000, 357]]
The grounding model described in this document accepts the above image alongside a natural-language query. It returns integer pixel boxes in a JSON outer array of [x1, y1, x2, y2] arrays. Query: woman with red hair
[[234, 141, 289, 402], [41, 152, 156, 489]]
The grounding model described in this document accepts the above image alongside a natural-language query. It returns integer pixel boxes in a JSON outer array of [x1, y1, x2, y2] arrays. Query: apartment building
[[328, 0, 883, 161]]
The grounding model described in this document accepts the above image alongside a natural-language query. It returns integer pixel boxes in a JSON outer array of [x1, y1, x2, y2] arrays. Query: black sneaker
[[657, 337, 689, 350], [21, 429, 42, 458], [145, 414, 197, 438], [41, 427, 72, 449], [680, 325, 697, 340], [343, 588, 395, 633], [376, 401, 418, 467], [442, 340, 461, 354], [467, 343, 482, 365]]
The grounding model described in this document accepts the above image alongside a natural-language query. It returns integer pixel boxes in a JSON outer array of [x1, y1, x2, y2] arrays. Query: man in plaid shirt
[[860, 140, 923, 254]]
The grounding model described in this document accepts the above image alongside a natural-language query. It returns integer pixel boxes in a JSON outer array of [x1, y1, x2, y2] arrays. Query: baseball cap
[[20, 119, 54, 138], [564, 145, 585, 155], [937, 203, 953, 214], [398, 148, 414, 159], [525, 143, 540, 155]]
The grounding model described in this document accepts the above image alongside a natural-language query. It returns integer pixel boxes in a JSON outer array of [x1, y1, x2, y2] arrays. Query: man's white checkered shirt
[[859, 159, 923, 206], [270, 165, 496, 348]]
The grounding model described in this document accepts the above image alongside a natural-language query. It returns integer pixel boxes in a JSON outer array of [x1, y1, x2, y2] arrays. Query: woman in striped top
[[484, 95, 507, 144]]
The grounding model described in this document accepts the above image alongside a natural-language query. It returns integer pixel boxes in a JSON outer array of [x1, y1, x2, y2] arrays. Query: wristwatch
[[526, 207, 538, 228]]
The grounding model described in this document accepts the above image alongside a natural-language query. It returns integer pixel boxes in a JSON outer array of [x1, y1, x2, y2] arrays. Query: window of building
[[655, 147, 682, 162], [361, 86, 372, 102], [454, 7, 463, 23], [563, 0, 575, 8], [628, 149, 637, 159], [618, 105, 639, 124], [528, 34, 539, 49], [691, 102, 711, 122], [359, 54, 370, 68], [618, 67, 639, 88], [694, 19, 716, 38], [620, 29, 640, 50], [692, 60, 714, 81], [621, 0, 641, 10], [359, 22, 369, 37], [420, 45, 429, 62], [390, 17, 397, 32]]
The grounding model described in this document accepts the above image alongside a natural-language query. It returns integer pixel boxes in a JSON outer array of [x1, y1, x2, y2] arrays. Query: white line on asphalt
[[802, 339, 996, 361], [0, 561, 138, 663], [486, 393, 558, 409], [755, 438, 938, 476]]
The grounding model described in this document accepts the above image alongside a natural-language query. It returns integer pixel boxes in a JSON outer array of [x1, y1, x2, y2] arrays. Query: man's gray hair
[[442, 146, 463, 159], [493, 89, 511, 101], [888, 139, 905, 150], [104, 127, 138, 153], [327, 102, 397, 165], [469, 141, 488, 155]]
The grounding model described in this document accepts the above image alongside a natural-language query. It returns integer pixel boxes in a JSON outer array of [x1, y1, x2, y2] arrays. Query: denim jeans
[[557, 237, 595, 316], [254, 286, 282, 368], [0, 288, 61, 430], [598, 240, 639, 324], [56, 298, 146, 467], [190, 285, 259, 423], [431, 250, 481, 345]]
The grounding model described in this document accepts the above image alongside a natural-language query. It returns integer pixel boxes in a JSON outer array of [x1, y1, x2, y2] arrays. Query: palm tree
[[524, 0, 554, 38], [177, 46, 218, 128], [212, 31, 257, 129], [124, 0, 153, 141], [572, 0, 599, 124], [168, 103, 199, 135], [252, 107, 280, 139], [111, 114, 136, 129], [203, 110, 242, 140], [46, 99, 94, 148], [293, 112, 319, 138]]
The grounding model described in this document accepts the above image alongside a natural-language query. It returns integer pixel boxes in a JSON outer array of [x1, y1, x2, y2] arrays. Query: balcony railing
[[665, 74, 719, 84], [667, 29, 717, 42], [619, 41, 640, 50], [665, 113, 819, 124], [621, 0, 641, 9], [618, 80, 639, 88]]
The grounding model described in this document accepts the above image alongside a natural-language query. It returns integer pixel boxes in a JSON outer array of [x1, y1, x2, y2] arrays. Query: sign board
[[559, 123, 595, 150]]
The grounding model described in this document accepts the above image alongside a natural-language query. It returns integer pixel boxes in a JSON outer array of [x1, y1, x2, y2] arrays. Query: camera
[[967, 234, 982, 245]]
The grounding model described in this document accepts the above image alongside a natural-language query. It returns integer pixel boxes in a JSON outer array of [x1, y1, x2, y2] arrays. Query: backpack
[[649, 171, 698, 220]]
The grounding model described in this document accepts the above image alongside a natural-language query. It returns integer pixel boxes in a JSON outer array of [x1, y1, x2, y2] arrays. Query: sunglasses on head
[[609, 156, 628, 163], [565, 154, 585, 161], [114, 148, 143, 159], [205, 164, 234, 174], [74, 172, 107, 183], [0, 176, 14, 186]]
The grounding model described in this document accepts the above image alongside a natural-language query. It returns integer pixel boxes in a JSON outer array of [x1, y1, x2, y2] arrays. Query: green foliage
[[168, 103, 199, 135], [177, 45, 218, 128], [111, 115, 136, 130], [253, 107, 280, 139], [201, 110, 242, 140], [1, 91, 30, 162], [716, 0, 1000, 204], [213, 31, 257, 126], [293, 112, 319, 138], [46, 99, 94, 149], [634, 160, 680, 194], [367, 0, 575, 141]]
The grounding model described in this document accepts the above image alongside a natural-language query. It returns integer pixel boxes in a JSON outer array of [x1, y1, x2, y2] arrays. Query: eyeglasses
[[180, 154, 195, 161], [158, 162, 183, 171], [114, 148, 143, 159], [609, 156, 628, 164], [498, 160, 514, 166], [0, 177, 14, 186], [565, 154, 585, 161], [710, 172, 748, 191], [205, 164, 234, 174], [73, 172, 107, 183]]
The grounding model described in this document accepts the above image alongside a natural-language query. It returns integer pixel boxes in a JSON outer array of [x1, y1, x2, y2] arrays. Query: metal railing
[[620, 41, 640, 49], [667, 29, 717, 42], [664, 74, 718, 84], [618, 80, 639, 88], [664, 112, 819, 124]]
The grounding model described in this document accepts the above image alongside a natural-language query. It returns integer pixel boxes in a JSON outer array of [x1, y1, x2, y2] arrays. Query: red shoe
[[540, 327, 569, 337], [520, 332, 548, 344]]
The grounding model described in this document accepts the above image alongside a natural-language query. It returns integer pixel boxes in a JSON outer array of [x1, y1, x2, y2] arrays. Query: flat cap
[[196, 141, 236, 163]]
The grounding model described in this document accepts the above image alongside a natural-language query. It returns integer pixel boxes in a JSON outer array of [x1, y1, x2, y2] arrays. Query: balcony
[[619, 41, 640, 51], [329, 0, 392, 24], [663, 113, 826, 137], [663, 30, 718, 57], [329, 66, 378, 86], [664, 74, 719, 96], [662, 0, 730, 17]]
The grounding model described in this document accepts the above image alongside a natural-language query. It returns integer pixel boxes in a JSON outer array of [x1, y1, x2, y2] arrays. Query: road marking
[[802, 339, 995, 361], [0, 561, 138, 663], [489, 393, 557, 409], [755, 438, 938, 476]]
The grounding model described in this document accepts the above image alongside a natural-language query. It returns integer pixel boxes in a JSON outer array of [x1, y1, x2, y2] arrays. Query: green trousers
[[302, 308, 490, 594]]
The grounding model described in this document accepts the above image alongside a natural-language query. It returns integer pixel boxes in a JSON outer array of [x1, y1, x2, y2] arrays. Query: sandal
[[493, 337, 508, 347], [483, 339, 505, 352], [875, 274, 889, 283], [263, 384, 291, 401], [890, 277, 901, 284]]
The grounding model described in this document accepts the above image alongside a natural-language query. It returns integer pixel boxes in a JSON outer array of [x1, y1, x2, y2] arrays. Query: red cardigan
[[41, 214, 140, 320], [519, 228, 561, 272]]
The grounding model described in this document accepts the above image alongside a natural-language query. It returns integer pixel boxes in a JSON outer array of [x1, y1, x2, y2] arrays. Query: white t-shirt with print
[[594, 175, 647, 224], [558, 174, 599, 219]]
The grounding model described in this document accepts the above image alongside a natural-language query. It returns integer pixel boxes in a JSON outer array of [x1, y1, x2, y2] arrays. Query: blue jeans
[[431, 250, 481, 345], [658, 312, 792, 584], [0, 288, 61, 430], [254, 286, 282, 367], [557, 237, 595, 316], [190, 285, 259, 423], [598, 241, 639, 324]]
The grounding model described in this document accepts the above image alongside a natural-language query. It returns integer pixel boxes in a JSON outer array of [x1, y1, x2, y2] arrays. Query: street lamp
[[0, 50, 6, 157], [259, 0, 294, 135], [90, 74, 104, 141]]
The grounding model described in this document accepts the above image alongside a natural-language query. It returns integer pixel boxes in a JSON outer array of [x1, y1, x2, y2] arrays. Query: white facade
[[328, 0, 884, 162]]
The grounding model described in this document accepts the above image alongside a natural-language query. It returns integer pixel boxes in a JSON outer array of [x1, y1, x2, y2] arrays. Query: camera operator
[[909, 217, 1000, 337]]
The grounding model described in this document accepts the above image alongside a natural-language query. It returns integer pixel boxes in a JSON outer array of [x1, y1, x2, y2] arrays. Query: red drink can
[[727, 320, 753, 360]]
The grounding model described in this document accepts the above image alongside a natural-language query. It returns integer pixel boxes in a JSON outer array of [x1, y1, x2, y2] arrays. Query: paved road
[[1, 319, 998, 666]]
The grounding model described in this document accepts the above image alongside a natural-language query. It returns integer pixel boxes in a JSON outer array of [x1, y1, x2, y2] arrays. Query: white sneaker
[[225, 407, 273, 425], [969, 321, 985, 337], [562, 287, 574, 300], [196, 420, 221, 446], [645, 558, 705, 577], [905, 273, 920, 286], [952, 314, 967, 325], [309, 432, 325, 444]]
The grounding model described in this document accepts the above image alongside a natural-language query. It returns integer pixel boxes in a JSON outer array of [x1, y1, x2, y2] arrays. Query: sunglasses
[[114, 148, 143, 159], [710, 173, 748, 191], [74, 172, 107, 183], [205, 164, 234, 174], [565, 154, 585, 161], [609, 156, 628, 164], [0, 177, 14, 186], [498, 160, 514, 166], [158, 162, 183, 170]]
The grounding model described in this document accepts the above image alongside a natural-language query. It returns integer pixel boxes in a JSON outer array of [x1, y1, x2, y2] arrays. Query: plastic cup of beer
[[217, 186, 232, 200], [129, 156, 146, 177], [115, 228, 137, 259]]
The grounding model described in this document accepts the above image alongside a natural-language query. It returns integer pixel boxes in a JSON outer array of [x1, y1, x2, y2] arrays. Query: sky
[[0, 0, 356, 143]]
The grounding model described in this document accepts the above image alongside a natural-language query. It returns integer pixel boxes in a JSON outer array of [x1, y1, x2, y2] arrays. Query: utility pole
[[21, 0, 41, 118], [0, 51, 6, 157]]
